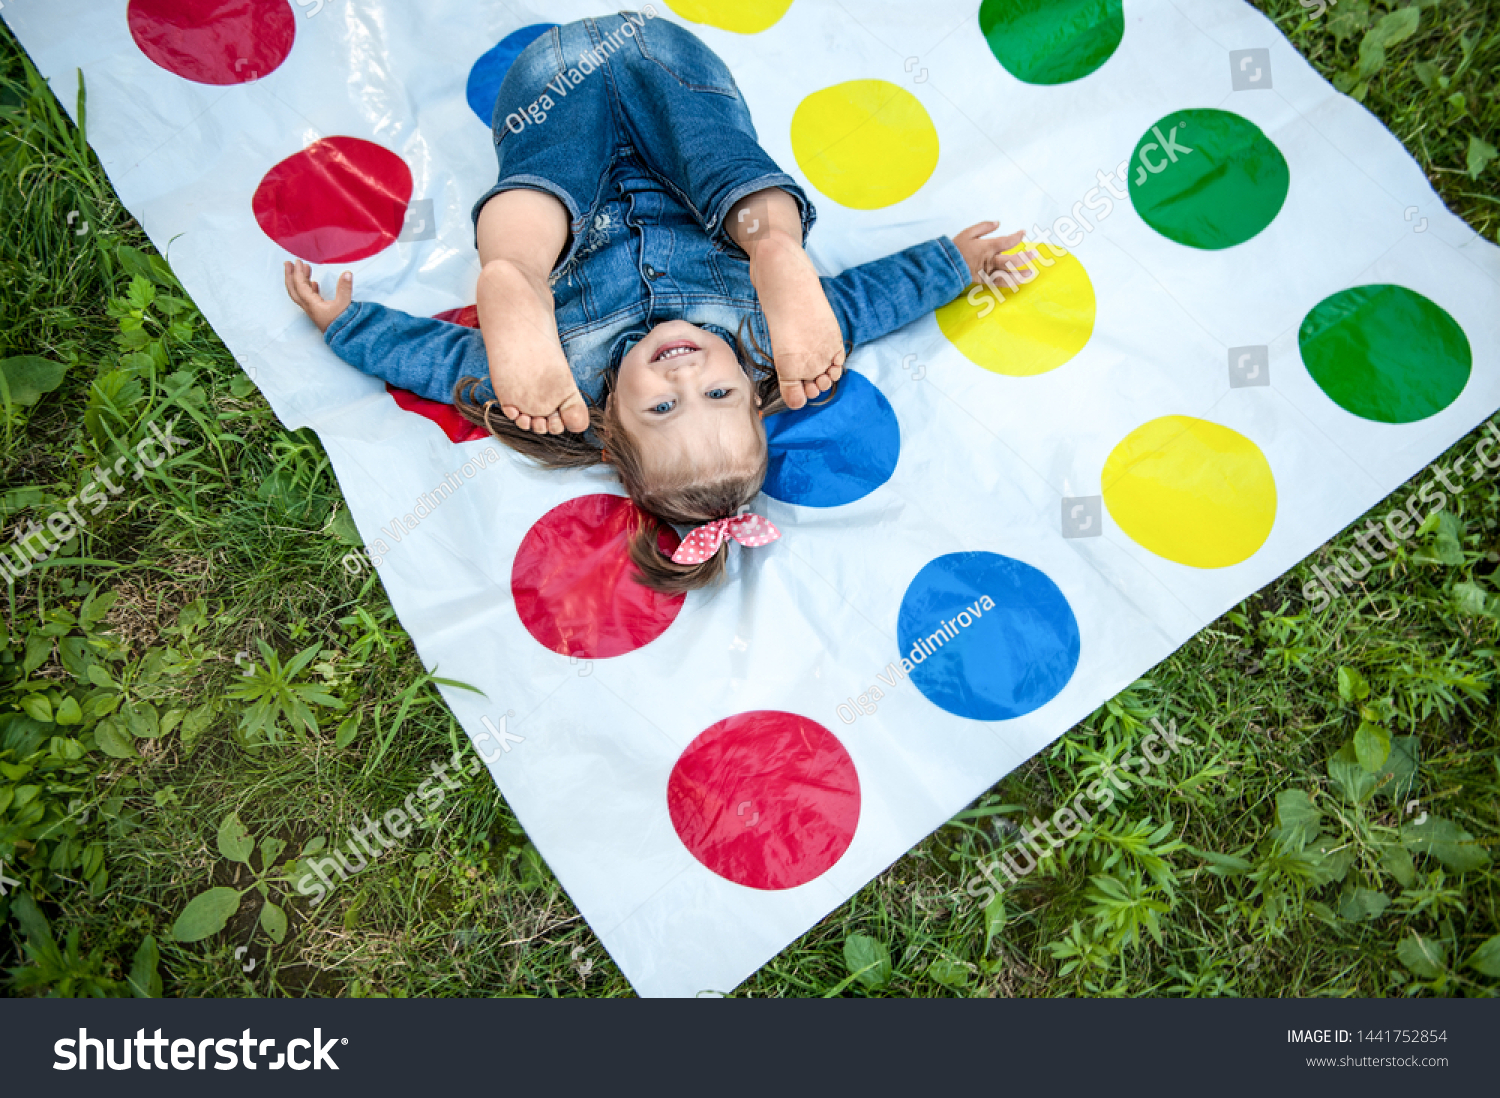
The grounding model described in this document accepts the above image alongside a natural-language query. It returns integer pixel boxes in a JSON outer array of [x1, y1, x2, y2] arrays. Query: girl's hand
[[284, 260, 354, 333], [953, 222, 1041, 284]]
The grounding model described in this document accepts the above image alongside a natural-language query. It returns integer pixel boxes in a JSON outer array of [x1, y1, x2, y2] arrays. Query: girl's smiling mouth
[[651, 339, 700, 363]]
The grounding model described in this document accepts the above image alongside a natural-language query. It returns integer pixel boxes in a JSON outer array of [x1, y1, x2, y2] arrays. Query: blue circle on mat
[[897, 552, 1080, 721], [467, 24, 556, 125], [763, 370, 900, 507]]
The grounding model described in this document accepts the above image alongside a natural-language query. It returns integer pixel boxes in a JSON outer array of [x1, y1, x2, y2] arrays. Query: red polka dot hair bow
[[670, 511, 781, 565]]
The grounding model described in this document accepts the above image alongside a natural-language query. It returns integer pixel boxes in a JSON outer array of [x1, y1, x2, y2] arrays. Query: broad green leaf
[[335, 714, 361, 750], [54, 695, 83, 726], [1337, 666, 1369, 703], [1332, 741, 1374, 804], [116, 245, 168, 286], [1192, 847, 1253, 874], [23, 634, 53, 676], [20, 695, 53, 723], [171, 887, 241, 942], [1396, 933, 1446, 979], [1380, 842, 1417, 889], [329, 506, 363, 546], [81, 588, 119, 624], [217, 811, 255, 865], [260, 836, 286, 870], [983, 891, 1007, 952], [176, 599, 207, 634], [1413, 60, 1445, 91], [1432, 511, 1465, 566], [1336, 886, 1389, 923], [124, 700, 161, 739], [1275, 790, 1322, 850], [1309, 843, 1355, 888], [58, 637, 96, 682], [1354, 720, 1391, 773], [180, 702, 214, 750], [93, 718, 138, 759], [1453, 581, 1491, 616], [1355, 35, 1386, 79], [1373, 736, 1419, 803], [926, 958, 971, 990], [125, 274, 155, 311], [843, 933, 892, 990], [1467, 935, 1500, 978], [1402, 815, 1490, 873], [1369, 6, 1420, 47], [10, 891, 60, 965], [516, 843, 551, 892], [127, 935, 163, 997], [0, 356, 71, 407], [1468, 136, 1498, 180], [1327, 0, 1369, 44], [258, 901, 288, 944]]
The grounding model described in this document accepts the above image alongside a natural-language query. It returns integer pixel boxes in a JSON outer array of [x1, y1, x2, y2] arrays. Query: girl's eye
[[707, 388, 729, 399], [650, 400, 675, 414]]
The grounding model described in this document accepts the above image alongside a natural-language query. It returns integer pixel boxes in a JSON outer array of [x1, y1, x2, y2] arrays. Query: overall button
[[644, 265, 662, 280]]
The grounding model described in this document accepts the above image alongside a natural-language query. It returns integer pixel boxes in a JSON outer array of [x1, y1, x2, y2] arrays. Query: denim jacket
[[324, 213, 970, 408]]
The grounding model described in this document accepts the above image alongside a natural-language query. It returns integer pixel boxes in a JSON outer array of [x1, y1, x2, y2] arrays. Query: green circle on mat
[[1299, 285, 1471, 424], [1129, 108, 1289, 249], [978, 0, 1123, 85]]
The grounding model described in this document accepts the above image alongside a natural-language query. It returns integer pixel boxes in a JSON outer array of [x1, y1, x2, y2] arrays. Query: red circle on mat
[[128, 0, 296, 86], [668, 711, 860, 891], [512, 494, 685, 659], [381, 306, 489, 443], [252, 137, 412, 263], [433, 304, 480, 328], [386, 384, 489, 444]]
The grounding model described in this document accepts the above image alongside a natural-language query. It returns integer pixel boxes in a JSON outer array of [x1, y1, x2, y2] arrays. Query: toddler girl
[[285, 13, 1036, 592]]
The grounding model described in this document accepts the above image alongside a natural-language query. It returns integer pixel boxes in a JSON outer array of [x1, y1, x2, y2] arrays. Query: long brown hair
[[454, 321, 836, 594]]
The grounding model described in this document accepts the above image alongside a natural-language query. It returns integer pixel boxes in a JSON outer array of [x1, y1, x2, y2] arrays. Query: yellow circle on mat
[[664, 0, 794, 33], [790, 80, 939, 209], [935, 244, 1095, 376], [1102, 415, 1277, 569]]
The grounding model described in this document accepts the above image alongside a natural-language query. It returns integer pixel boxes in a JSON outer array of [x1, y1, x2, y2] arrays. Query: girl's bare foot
[[749, 229, 845, 410], [477, 258, 589, 435]]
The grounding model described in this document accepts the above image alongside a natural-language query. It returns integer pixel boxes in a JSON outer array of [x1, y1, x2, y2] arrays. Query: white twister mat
[[7, 0, 1497, 995]]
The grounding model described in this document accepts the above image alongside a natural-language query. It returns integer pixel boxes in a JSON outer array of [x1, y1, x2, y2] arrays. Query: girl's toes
[[546, 412, 564, 434], [560, 395, 590, 433]]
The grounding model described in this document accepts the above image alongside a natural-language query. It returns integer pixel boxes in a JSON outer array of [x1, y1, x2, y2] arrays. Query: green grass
[[2, 0, 1497, 998]]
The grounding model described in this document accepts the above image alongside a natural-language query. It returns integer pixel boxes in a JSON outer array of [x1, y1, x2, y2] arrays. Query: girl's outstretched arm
[[815, 223, 1040, 352], [950, 222, 1040, 285], [284, 260, 353, 333], [285, 261, 492, 404]]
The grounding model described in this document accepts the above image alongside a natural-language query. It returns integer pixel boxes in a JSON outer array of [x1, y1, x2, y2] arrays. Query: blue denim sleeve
[[818, 236, 970, 351], [323, 301, 494, 404]]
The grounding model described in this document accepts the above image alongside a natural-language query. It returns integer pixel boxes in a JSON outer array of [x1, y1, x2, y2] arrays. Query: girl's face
[[613, 321, 763, 473]]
